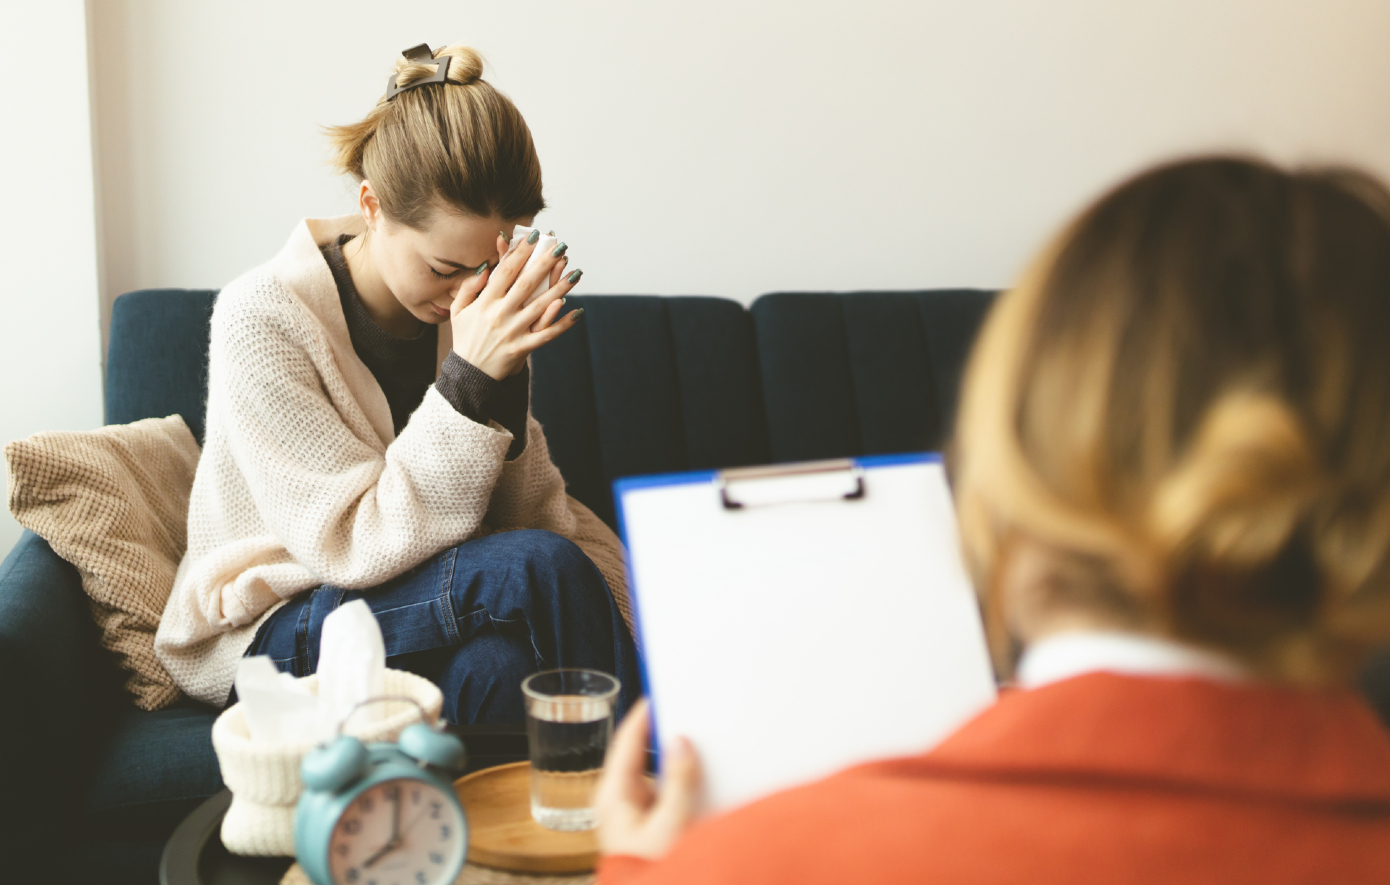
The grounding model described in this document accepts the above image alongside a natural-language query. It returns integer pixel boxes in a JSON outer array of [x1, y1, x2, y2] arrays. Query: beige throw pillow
[[5, 415, 199, 710]]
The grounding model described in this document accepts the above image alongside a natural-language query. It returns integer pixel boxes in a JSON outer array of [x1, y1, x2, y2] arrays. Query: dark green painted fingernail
[[572, 307, 585, 321], [526, 229, 540, 245], [552, 242, 568, 258], [547, 230, 556, 236], [567, 269, 583, 284], [560, 297, 567, 306], [474, 261, 488, 276], [499, 230, 511, 243]]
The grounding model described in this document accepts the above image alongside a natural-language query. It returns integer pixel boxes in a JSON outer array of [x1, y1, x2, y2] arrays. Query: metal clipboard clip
[[716, 458, 867, 510]]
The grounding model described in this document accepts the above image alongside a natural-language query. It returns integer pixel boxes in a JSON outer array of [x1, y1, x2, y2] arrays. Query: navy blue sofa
[[6, 288, 1388, 884]]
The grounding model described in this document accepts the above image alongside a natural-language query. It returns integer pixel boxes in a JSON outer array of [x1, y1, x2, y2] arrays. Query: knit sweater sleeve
[[485, 408, 635, 633], [435, 353, 530, 459], [213, 290, 512, 588]]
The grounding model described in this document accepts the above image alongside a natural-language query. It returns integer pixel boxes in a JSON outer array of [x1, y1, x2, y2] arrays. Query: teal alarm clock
[[296, 703, 469, 885]]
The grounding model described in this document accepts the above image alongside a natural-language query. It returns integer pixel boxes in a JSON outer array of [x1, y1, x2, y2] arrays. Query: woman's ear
[[358, 180, 382, 231]]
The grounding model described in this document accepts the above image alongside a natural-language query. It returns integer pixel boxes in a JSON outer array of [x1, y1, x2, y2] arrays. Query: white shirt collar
[[1016, 630, 1250, 690]]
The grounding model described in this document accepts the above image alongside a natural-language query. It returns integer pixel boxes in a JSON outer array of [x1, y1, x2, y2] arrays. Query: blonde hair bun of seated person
[[324, 42, 543, 229], [953, 157, 1390, 686]]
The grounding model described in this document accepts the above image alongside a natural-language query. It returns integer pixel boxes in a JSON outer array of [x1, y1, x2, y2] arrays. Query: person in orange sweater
[[592, 156, 1390, 883]]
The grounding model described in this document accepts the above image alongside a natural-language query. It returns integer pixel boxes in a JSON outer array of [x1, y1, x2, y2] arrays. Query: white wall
[[89, 0, 1390, 348], [0, 0, 105, 558]]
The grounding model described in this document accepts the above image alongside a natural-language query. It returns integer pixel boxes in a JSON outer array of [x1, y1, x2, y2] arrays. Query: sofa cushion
[[532, 295, 769, 527], [751, 290, 996, 463], [5, 415, 199, 709], [84, 702, 224, 840], [105, 288, 218, 444]]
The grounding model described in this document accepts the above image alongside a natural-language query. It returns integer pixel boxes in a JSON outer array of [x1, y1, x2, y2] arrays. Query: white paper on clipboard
[[615, 453, 997, 815]]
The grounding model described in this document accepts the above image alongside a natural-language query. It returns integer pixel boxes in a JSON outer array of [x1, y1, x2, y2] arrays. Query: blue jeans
[[244, 530, 640, 725]]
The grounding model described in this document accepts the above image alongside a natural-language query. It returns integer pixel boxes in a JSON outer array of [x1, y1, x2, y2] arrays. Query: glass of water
[[521, 668, 620, 831]]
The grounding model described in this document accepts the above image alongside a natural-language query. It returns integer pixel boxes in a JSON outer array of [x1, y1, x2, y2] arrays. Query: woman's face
[[363, 191, 532, 324]]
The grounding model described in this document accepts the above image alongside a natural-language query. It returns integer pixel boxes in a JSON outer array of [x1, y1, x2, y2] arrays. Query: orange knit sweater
[[600, 673, 1390, 884]]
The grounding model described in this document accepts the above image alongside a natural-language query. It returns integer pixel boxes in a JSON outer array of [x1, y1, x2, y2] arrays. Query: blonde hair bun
[[325, 41, 544, 228], [392, 44, 485, 90], [1149, 392, 1320, 571]]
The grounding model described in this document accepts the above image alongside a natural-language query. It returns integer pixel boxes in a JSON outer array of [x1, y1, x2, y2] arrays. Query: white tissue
[[232, 599, 387, 744], [505, 224, 561, 306], [317, 599, 387, 732], [233, 656, 325, 744]]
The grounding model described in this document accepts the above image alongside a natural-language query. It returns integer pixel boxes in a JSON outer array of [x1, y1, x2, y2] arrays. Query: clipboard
[[614, 453, 998, 814]]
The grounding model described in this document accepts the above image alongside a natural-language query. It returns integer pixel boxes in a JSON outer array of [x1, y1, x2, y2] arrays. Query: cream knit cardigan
[[155, 216, 631, 707]]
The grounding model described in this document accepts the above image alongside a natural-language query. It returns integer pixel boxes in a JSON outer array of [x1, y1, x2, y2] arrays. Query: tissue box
[[212, 668, 445, 857]]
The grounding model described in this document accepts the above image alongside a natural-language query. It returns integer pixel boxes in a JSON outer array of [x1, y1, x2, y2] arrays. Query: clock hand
[[363, 790, 405, 869], [398, 807, 425, 843], [362, 840, 393, 869], [390, 787, 402, 845], [399, 799, 437, 840]]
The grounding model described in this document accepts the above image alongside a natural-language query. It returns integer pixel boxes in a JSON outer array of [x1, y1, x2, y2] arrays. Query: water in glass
[[523, 671, 619, 831]]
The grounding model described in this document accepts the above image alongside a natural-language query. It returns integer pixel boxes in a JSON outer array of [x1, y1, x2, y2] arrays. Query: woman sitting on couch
[[594, 156, 1390, 882], [154, 42, 639, 723]]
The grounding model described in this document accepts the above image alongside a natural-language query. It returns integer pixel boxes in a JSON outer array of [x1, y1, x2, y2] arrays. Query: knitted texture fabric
[[213, 669, 444, 857], [155, 216, 632, 707], [5, 415, 199, 710]]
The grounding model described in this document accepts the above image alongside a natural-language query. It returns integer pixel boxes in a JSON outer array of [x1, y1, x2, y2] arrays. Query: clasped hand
[[449, 232, 582, 380]]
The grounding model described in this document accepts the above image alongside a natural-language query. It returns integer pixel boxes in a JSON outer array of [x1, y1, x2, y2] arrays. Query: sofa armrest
[[0, 531, 110, 846]]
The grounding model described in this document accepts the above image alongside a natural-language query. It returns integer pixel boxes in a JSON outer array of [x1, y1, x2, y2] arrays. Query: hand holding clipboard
[[615, 454, 997, 815]]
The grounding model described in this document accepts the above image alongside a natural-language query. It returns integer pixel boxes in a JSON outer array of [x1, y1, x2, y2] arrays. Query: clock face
[[327, 778, 466, 885]]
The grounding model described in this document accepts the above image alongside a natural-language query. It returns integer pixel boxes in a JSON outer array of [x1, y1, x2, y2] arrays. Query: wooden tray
[[454, 762, 598, 874]]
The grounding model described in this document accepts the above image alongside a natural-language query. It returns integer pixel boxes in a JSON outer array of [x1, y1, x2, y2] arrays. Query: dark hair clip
[[385, 43, 452, 101]]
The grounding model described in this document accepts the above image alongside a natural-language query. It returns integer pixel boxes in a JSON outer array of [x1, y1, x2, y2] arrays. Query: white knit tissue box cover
[[213, 668, 445, 857]]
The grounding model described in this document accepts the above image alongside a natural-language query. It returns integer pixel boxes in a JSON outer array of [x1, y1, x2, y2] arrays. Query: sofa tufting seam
[[661, 298, 693, 473], [835, 294, 868, 458]]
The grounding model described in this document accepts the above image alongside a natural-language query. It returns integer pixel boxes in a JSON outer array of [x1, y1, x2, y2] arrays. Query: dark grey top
[[322, 234, 529, 458]]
